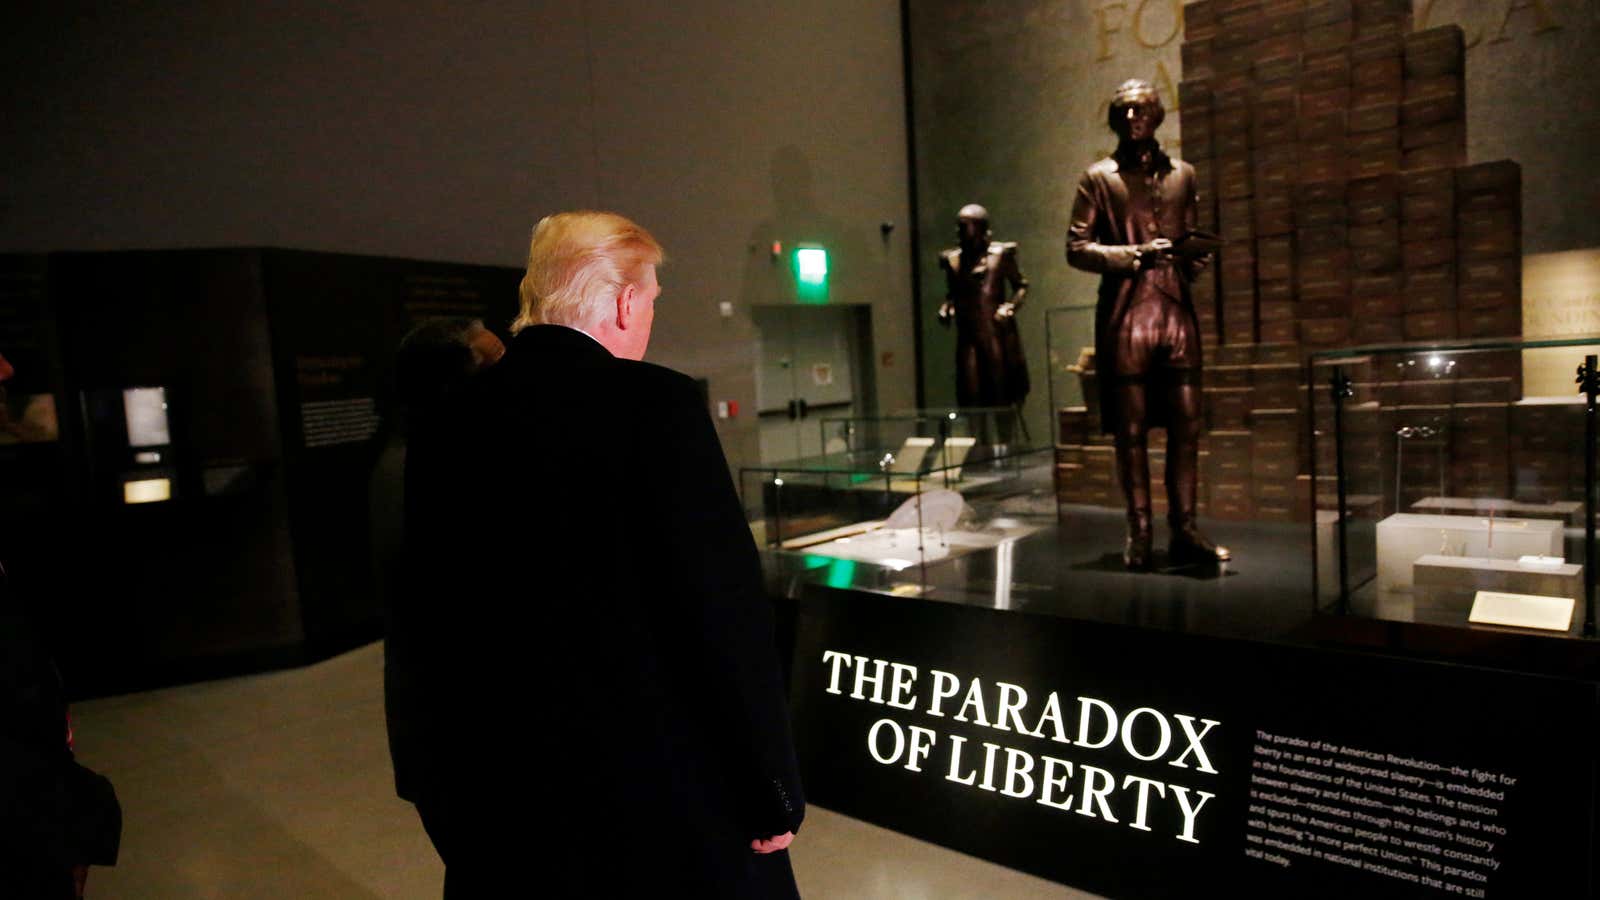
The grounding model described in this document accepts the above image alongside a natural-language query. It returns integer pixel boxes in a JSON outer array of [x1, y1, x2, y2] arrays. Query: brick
[[1404, 310, 1456, 340], [1299, 222, 1350, 249], [1298, 109, 1347, 141], [1256, 53, 1302, 85], [1181, 40, 1214, 79], [1305, 18, 1355, 53], [1300, 87, 1352, 117], [1354, 316, 1404, 343], [1353, 292, 1404, 317], [1401, 217, 1453, 243], [1458, 304, 1521, 338], [1401, 93, 1464, 126], [1299, 154, 1346, 184], [1350, 220, 1400, 247], [1402, 240, 1454, 269], [1300, 50, 1352, 91], [1301, 316, 1353, 346], [1258, 276, 1294, 305], [1403, 143, 1466, 172], [1353, 56, 1402, 89], [1348, 103, 1399, 133], [1349, 148, 1401, 178], [1455, 159, 1520, 196], [1400, 167, 1455, 195], [1179, 78, 1214, 111], [1353, 243, 1402, 271], [1403, 118, 1465, 150], [1404, 25, 1465, 77], [1458, 255, 1519, 287], [1404, 265, 1456, 312], [1304, 0, 1353, 27], [1401, 188, 1454, 221], [1353, 271, 1404, 296]]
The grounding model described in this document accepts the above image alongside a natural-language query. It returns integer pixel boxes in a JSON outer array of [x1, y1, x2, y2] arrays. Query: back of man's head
[[512, 211, 664, 335]]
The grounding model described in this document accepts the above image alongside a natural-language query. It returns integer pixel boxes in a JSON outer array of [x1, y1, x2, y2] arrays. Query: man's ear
[[615, 282, 636, 330]]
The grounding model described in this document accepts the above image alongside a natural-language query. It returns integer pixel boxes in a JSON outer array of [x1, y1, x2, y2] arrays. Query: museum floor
[[68, 641, 1102, 899]]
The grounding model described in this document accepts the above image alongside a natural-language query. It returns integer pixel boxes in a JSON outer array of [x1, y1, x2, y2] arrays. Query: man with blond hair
[[395, 211, 805, 898]]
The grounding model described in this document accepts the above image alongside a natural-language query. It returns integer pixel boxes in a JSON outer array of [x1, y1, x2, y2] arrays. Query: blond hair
[[512, 211, 664, 334]]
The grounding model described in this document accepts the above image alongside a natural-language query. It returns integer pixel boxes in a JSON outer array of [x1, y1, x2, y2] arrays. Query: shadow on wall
[[740, 145, 869, 310]]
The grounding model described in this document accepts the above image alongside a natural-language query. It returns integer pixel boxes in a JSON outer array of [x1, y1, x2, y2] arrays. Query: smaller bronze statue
[[1067, 79, 1228, 571], [938, 204, 1030, 449]]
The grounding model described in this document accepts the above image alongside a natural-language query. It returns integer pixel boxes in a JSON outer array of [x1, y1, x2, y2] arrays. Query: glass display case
[[815, 408, 1022, 460], [740, 443, 1053, 566], [1312, 335, 1600, 639], [1045, 305, 1097, 443]]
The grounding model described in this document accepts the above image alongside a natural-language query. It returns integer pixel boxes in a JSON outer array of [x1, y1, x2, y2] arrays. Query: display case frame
[[815, 407, 1023, 459], [1044, 304, 1098, 443]]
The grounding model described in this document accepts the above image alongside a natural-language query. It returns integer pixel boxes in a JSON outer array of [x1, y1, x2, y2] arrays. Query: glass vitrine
[[740, 443, 1052, 566], [1312, 335, 1600, 639]]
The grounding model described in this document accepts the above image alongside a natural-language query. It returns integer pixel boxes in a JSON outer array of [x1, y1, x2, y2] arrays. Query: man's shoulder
[[612, 358, 703, 406]]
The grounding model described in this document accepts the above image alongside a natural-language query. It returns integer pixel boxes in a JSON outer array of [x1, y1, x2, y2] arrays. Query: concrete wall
[[908, 0, 1599, 439], [0, 1, 917, 469]]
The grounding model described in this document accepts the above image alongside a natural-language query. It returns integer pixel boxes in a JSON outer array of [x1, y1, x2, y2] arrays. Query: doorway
[[752, 304, 874, 462]]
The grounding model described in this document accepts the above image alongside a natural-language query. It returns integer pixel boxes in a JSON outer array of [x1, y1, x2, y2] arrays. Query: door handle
[[797, 398, 809, 419]]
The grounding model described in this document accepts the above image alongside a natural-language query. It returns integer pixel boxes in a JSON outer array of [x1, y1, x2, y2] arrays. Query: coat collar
[[1111, 140, 1172, 176], [510, 324, 615, 364]]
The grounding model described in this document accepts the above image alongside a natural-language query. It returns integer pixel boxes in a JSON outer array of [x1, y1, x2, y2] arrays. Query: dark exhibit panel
[[12, 248, 519, 697], [791, 585, 1599, 900], [0, 255, 72, 628], [48, 250, 298, 696], [258, 251, 519, 662]]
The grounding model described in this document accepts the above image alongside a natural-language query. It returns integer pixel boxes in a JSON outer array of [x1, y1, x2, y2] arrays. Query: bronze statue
[[938, 204, 1030, 447], [1066, 80, 1228, 570]]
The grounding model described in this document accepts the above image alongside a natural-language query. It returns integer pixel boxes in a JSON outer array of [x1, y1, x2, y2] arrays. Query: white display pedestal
[[1413, 554, 1583, 602], [1375, 513, 1564, 595]]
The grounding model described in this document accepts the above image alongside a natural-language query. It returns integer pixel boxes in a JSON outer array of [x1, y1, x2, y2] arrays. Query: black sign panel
[[791, 586, 1598, 899]]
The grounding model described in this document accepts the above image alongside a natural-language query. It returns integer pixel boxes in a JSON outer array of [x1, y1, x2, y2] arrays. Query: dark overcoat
[[1066, 146, 1204, 434], [939, 242, 1031, 407], [388, 325, 805, 897]]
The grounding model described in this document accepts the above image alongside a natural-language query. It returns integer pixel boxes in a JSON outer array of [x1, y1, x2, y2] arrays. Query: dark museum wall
[[909, 0, 1600, 442], [0, 1, 916, 471]]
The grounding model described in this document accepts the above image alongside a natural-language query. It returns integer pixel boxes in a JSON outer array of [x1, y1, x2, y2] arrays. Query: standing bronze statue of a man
[[938, 204, 1030, 449], [1066, 79, 1228, 570]]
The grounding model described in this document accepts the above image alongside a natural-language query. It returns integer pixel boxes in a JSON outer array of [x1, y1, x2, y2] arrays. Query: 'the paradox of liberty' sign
[[789, 585, 1598, 900], [817, 651, 1220, 844]]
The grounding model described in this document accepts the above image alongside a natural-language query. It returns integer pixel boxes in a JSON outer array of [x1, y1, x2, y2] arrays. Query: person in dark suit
[[0, 353, 121, 899], [393, 212, 804, 898], [379, 316, 505, 815]]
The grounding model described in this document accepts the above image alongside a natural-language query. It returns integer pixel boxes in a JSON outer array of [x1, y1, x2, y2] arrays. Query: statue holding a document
[[1067, 79, 1226, 571]]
